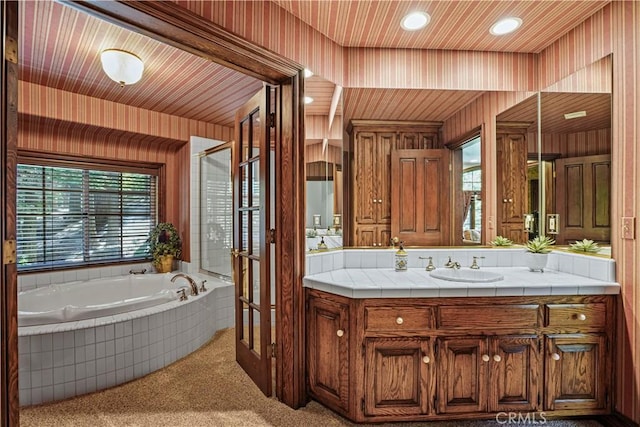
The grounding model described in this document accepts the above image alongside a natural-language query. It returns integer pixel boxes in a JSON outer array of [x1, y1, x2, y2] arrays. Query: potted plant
[[524, 235, 555, 272], [489, 235, 514, 247], [147, 222, 182, 273], [569, 238, 601, 253]]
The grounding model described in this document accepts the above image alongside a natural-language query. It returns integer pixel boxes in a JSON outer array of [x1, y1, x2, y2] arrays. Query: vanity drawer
[[364, 307, 433, 332], [546, 303, 606, 329], [437, 305, 540, 329]]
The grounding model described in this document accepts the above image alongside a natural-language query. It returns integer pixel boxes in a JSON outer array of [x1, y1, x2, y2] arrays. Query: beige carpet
[[21, 328, 604, 427]]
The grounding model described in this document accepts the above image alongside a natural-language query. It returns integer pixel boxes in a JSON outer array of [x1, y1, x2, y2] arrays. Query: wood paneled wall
[[305, 142, 341, 166], [18, 83, 234, 263], [525, 129, 612, 157], [305, 115, 342, 140]]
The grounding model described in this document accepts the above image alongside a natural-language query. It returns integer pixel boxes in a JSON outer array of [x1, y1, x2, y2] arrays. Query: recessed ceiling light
[[304, 96, 314, 104], [490, 17, 522, 35], [401, 11, 430, 31], [564, 111, 587, 120], [303, 68, 313, 78]]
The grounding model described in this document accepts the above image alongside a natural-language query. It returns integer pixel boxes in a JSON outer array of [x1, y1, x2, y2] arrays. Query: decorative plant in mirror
[[147, 222, 182, 273], [489, 236, 514, 246], [524, 235, 555, 272], [569, 238, 601, 253]]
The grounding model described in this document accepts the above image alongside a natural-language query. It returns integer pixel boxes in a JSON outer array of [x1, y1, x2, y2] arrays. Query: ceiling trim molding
[[61, 0, 301, 84]]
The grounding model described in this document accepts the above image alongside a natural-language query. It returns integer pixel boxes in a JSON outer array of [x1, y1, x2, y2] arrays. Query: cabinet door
[[307, 294, 350, 411], [364, 338, 433, 417], [436, 337, 488, 414], [355, 225, 391, 247], [376, 132, 394, 224], [496, 132, 527, 243], [489, 336, 541, 412], [354, 132, 378, 225], [544, 334, 608, 411]]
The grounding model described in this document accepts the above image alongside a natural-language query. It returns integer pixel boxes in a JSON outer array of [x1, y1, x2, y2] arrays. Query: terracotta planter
[[524, 252, 548, 272], [155, 255, 174, 273]]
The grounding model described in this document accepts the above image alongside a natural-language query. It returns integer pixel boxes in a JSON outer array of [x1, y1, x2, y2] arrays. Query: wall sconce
[[547, 214, 559, 234], [523, 213, 535, 233], [332, 214, 342, 230], [312, 214, 321, 227], [100, 49, 144, 87]]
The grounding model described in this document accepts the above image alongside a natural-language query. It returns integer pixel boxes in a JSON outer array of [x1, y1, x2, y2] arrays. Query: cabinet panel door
[[376, 133, 394, 224], [436, 337, 488, 414], [364, 338, 432, 417], [489, 336, 541, 412], [544, 334, 607, 411], [307, 295, 350, 410], [355, 132, 377, 224]]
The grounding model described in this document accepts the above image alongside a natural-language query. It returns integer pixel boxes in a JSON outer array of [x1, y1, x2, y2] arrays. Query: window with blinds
[[17, 162, 158, 271]]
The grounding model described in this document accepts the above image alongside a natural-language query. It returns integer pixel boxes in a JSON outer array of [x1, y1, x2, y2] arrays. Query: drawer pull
[[482, 354, 490, 362], [551, 352, 560, 361], [422, 355, 430, 364], [396, 317, 404, 325], [493, 354, 502, 362], [577, 313, 587, 321], [336, 329, 344, 337]]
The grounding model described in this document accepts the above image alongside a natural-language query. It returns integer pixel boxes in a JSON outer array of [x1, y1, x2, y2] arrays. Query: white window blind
[[17, 163, 157, 271]]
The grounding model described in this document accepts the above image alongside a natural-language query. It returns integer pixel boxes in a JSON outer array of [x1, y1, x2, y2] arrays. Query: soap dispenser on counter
[[394, 242, 407, 272]]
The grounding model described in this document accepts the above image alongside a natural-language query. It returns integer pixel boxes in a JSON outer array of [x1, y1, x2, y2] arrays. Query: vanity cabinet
[[346, 120, 442, 247], [306, 290, 615, 423]]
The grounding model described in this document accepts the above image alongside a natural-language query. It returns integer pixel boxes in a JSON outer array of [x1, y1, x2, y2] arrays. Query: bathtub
[[18, 271, 234, 406], [18, 273, 181, 327]]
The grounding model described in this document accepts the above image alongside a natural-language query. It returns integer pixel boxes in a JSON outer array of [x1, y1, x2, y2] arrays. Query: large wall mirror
[[496, 55, 612, 255], [304, 74, 343, 251]]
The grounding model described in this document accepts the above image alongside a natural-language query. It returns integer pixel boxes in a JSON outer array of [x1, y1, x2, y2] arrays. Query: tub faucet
[[171, 273, 199, 296]]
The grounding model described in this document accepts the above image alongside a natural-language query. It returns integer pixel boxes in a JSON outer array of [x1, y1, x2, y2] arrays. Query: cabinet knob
[[552, 352, 561, 361], [378, 199, 382, 204], [493, 354, 502, 362], [503, 198, 508, 203], [396, 317, 404, 325], [482, 354, 490, 362], [336, 329, 344, 337], [508, 198, 513, 203], [577, 313, 587, 321], [422, 355, 430, 364], [373, 198, 377, 203], [372, 243, 377, 247]]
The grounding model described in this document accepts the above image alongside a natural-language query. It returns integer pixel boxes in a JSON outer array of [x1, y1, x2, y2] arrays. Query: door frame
[[1, 1, 19, 425], [7, 0, 307, 414]]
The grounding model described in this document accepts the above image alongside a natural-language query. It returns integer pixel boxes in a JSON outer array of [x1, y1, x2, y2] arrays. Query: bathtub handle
[[129, 268, 147, 275], [176, 288, 188, 301], [199, 280, 207, 293]]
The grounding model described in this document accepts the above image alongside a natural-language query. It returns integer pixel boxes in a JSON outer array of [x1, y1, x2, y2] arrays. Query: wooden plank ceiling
[[20, 1, 610, 129]]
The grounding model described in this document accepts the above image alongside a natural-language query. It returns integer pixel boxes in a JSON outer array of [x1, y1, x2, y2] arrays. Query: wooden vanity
[[306, 288, 615, 423]]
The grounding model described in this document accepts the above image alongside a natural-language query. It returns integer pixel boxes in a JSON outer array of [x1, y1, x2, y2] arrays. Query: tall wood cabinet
[[346, 120, 442, 247], [306, 289, 615, 423], [496, 124, 529, 244]]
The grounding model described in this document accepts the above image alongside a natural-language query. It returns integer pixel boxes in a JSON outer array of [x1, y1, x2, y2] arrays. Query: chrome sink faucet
[[444, 257, 461, 269], [171, 273, 199, 296]]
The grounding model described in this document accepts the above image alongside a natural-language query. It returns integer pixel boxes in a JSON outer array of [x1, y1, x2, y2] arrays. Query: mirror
[[304, 74, 343, 251], [496, 56, 612, 254]]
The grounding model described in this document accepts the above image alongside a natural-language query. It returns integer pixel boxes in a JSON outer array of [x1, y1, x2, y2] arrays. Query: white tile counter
[[303, 248, 620, 299]]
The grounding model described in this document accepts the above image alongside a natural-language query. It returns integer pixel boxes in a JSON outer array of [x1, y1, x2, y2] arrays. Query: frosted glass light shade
[[100, 49, 144, 86]]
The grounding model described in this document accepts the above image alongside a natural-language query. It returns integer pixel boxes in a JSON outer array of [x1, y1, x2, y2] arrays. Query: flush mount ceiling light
[[564, 110, 587, 119], [490, 17, 522, 35], [100, 49, 144, 87], [303, 68, 314, 78], [304, 96, 314, 104], [401, 11, 431, 31]]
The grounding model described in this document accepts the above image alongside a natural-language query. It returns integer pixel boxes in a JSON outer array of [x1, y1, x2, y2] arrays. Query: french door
[[233, 86, 276, 395]]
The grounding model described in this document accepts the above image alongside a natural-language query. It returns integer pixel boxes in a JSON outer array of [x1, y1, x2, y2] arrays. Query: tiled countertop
[[303, 267, 620, 299]]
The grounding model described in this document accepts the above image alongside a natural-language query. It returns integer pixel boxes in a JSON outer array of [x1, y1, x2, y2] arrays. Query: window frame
[[17, 150, 166, 272]]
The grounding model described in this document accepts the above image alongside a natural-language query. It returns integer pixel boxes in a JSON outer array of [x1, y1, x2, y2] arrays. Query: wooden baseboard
[[598, 412, 639, 427]]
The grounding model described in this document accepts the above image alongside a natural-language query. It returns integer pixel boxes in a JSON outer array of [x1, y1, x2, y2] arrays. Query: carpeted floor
[[20, 328, 604, 427]]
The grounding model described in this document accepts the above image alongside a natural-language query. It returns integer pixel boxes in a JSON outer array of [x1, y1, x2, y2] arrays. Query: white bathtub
[[18, 273, 180, 327]]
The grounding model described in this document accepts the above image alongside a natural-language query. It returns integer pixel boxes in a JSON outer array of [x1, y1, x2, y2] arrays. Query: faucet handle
[[419, 256, 436, 271], [176, 288, 188, 301], [470, 256, 485, 269], [199, 280, 207, 292]]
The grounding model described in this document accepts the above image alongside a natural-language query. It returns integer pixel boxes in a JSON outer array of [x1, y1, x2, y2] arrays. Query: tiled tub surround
[[304, 248, 619, 297], [18, 273, 234, 406]]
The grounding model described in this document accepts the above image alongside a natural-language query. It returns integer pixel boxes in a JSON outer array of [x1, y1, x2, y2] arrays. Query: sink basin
[[429, 269, 504, 283]]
